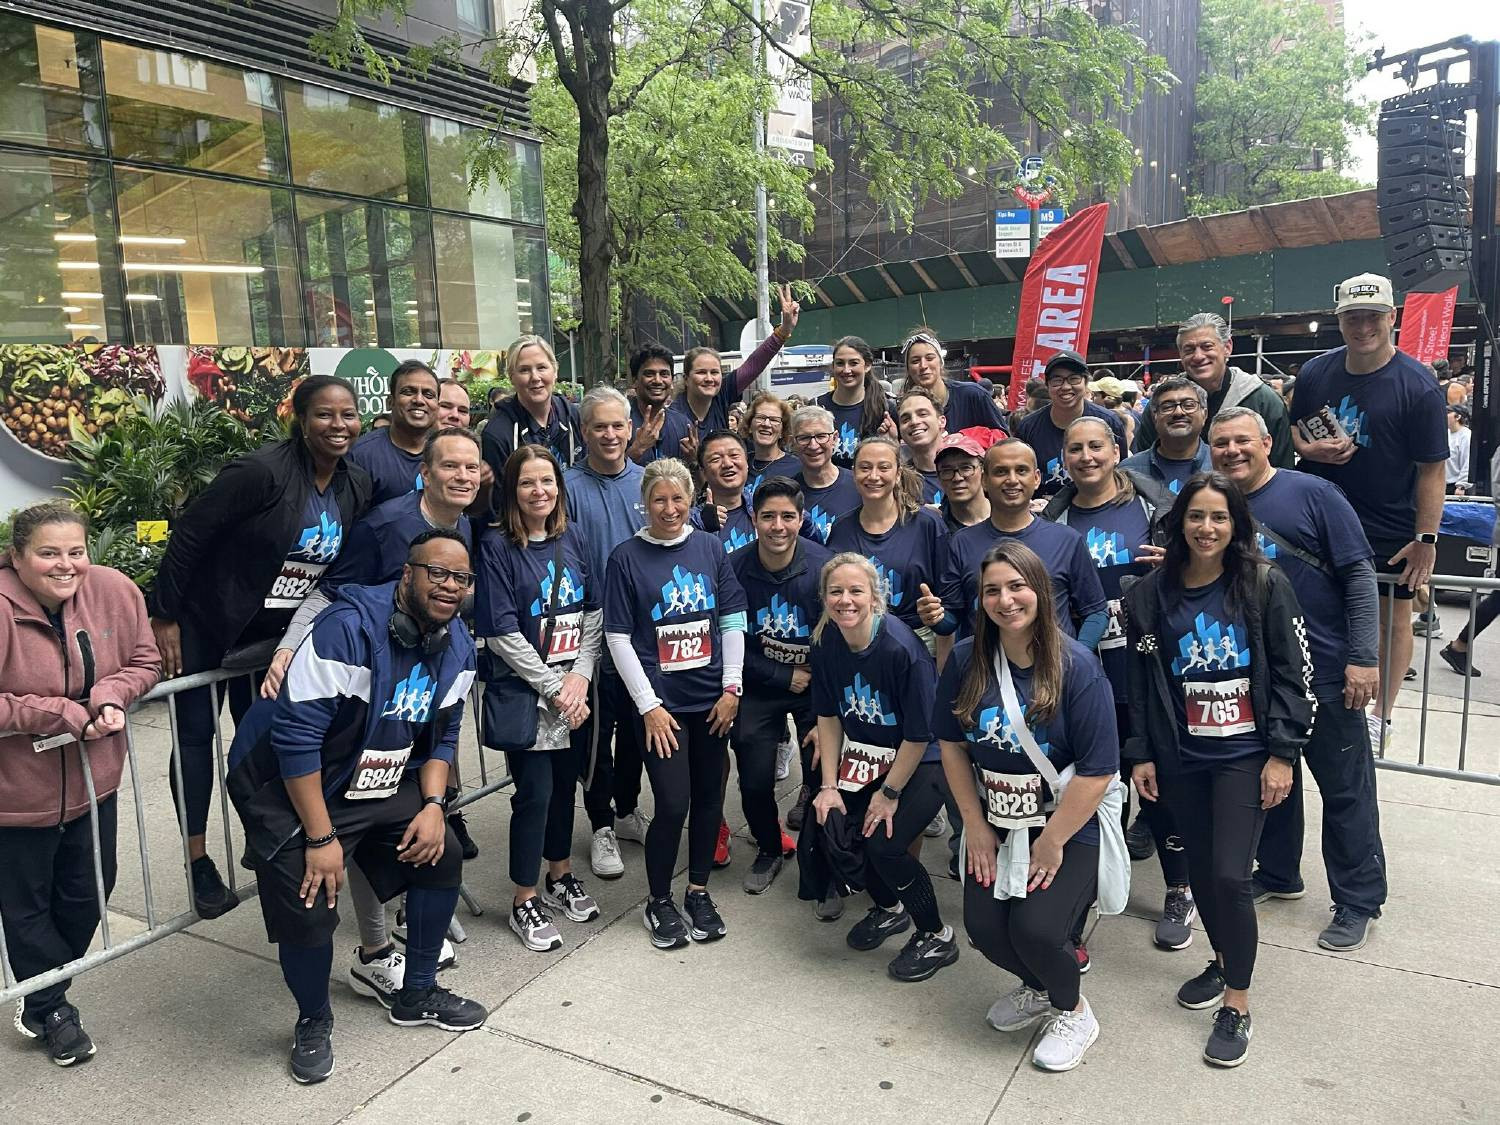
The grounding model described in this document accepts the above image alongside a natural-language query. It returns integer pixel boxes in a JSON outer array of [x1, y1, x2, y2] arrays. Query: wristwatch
[[880, 783, 902, 800], [722, 684, 742, 697], [421, 794, 448, 811], [1416, 532, 1438, 545]]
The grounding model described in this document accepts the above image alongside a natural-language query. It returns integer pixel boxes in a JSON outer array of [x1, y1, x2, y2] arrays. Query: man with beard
[[1133, 313, 1293, 468], [227, 530, 484, 1084], [1013, 350, 1125, 497], [1119, 375, 1213, 495], [350, 361, 440, 503]]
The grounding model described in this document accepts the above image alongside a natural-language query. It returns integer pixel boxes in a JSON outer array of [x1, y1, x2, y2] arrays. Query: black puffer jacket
[[1122, 562, 1315, 769], [149, 438, 371, 665]]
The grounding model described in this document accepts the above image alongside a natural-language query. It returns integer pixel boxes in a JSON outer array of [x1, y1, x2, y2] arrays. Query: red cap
[[935, 432, 985, 460]]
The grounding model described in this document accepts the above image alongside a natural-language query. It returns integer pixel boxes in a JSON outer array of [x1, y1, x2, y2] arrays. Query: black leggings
[[167, 621, 260, 838], [1455, 589, 1500, 647], [640, 709, 728, 897], [732, 689, 813, 856], [505, 727, 585, 888], [0, 797, 117, 1018], [964, 836, 1098, 1012], [1158, 754, 1268, 991], [842, 761, 948, 934]]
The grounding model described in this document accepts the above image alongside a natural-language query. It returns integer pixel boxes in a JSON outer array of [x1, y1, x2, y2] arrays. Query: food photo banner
[[0, 344, 505, 513]]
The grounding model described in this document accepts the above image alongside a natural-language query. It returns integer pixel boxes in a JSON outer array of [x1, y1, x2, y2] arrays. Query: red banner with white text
[[1007, 203, 1110, 409], [1397, 287, 1458, 367]]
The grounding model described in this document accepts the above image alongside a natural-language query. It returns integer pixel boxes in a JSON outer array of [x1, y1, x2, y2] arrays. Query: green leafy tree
[[324, 0, 1171, 379], [1189, 0, 1372, 215]]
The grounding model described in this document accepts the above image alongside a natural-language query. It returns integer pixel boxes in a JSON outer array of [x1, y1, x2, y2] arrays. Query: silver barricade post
[[122, 716, 158, 929], [75, 742, 112, 952]]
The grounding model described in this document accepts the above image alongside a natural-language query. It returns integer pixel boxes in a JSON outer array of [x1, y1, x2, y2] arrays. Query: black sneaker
[[643, 896, 690, 950], [683, 889, 728, 941], [742, 852, 784, 895], [1249, 874, 1305, 904], [1177, 960, 1227, 1010], [947, 851, 960, 881], [190, 855, 240, 919], [1126, 817, 1156, 861], [448, 811, 480, 860], [846, 905, 912, 951], [289, 1012, 334, 1084], [42, 1004, 95, 1067], [1154, 887, 1197, 951], [1203, 1006, 1253, 1067], [887, 928, 960, 982], [1440, 644, 1481, 678], [1318, 906, 1377, 951], [785, 786, 810, 831], [389, 984, 488, 1031]]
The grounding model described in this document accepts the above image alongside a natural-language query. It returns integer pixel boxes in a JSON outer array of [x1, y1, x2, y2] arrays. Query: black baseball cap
[[1043, 349, 1089, 378]]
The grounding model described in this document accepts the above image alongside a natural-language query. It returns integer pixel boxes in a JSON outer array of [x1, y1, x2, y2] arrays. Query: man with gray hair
[[789, 404, 860, 542], [1119, 374, 1212, 495], [563, 384, 653, 879], [1133, 313, 1293, 467]]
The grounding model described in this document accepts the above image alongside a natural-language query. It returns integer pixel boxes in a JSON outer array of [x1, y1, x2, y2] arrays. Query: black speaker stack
[[1376, 86, 1472, 293]]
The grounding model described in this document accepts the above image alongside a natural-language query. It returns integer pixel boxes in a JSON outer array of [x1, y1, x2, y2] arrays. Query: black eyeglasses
[[937, 462, 979, 480], [1155, 400, 1201, 415], [412, 563, 476, 589], [794, 431, 836, 445]]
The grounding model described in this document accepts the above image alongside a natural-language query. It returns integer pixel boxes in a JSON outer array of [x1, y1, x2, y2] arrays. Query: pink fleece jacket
[[0, 555, 161, 828]]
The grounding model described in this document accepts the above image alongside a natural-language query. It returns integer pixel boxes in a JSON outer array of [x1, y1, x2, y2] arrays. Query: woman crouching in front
[[809, 554, 959, 983], [935, 541, 1120, 1072]]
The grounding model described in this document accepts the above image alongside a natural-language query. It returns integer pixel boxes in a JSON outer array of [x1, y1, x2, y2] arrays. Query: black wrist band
[[305, 829, 337, 848], [421, 794, 448, 811]]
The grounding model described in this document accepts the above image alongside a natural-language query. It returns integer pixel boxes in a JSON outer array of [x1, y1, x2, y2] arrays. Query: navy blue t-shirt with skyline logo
[[603, 531, 747, 713], [1063, 497, 1152, 701], [938, 516, 1106, 642], [475, 524, 595, 666], [264, 486, 344, 612], [811, 614, 939, 770], [795, 467, 863, 544], [1289, 347, 1447, 546], [349, 428, 424, 505], [1247, 468, 1373, 695], [747, 452, 802, 498], [814, 393, 868, 467], [691, 497, 758, 555], [826, 506, 949, 630], [933, 636, 1118, 845], [1163, 575, 1265, 765], [1013, 402, 1126, 497]]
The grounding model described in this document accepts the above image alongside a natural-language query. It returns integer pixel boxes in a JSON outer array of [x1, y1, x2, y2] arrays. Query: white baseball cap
[[1334, 273, 1395, 314]]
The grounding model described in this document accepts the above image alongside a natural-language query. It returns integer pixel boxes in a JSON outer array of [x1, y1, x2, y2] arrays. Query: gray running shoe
[[1318, 906, 1376, 951], [743, 852, 784, 895], [1154, 887, 1196, 950], [1203, 1006, 1252, 1067]]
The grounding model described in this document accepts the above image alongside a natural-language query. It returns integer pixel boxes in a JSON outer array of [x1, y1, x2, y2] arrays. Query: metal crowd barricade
[[1375, 571, 1500, 786], [0, 660, 514, 1007]]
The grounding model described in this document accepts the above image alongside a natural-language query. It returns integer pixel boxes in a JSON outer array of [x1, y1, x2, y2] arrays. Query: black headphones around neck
[[389, 606, 452, 656]]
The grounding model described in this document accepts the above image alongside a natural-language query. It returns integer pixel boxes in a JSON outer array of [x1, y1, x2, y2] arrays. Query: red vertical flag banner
[[1007, 203, 1111, 409], [1397, 287, 1459, 367]]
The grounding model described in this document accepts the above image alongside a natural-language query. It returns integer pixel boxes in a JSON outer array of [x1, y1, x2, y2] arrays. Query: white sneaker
[[774, 739, 795, 781], [614, 808, 651, 845], [1032, 998, 1100, 1072], [1365, 711, 1391, 751], [390, 929, 458, 971], [986, 983, 1051, 1032], [591, 826, 625, 878], [347, 945, 405, 1008], [923, 809, 947, 838]]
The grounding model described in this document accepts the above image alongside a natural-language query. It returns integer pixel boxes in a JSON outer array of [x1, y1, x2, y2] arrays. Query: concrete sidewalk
[[2, 689, 1497, 1124]]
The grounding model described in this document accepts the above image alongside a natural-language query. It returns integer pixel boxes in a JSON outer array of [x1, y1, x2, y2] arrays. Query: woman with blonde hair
[[808, 553, 958, 982], [482, 334, 584, 478], [603, 458, 748, 949]]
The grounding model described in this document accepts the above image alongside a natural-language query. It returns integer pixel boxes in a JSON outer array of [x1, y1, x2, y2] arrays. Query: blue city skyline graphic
[[381, 667, 434, 723], [842, 673, 896, 725], [650, 565, 715, 620], [870, 556, 904, 608], [1172, 613, 1249, 675], [1167, 478, 1184, 495], [833, 421, 859, 461], [1086, 527, 1132, 567], [807, 505, 836, 542], [294, 512, 343, 563], [1256, 533, 1278, 560], [1333, 395, 1371, 448], [970, 704, 1050, 758], [757, 593, 809, 639], [724, 526, 757, 553], [529, 560, 584, 616], [1045, 456, 1070, 485]]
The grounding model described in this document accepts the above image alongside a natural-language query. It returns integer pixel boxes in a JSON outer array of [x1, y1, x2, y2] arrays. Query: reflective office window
[[0, 152, 123, 343], [0, 15, 105, 153], [426, 118, 543, 224], [432, 215, 548, 348], [298, 195, 438, 348], [285, 82, 427, 204], [102, 41, 289, 181], [111, 165, 304, 345]]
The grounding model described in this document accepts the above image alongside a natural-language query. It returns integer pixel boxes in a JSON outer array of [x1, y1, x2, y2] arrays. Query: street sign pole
[[1029, 205, 1040, 255]]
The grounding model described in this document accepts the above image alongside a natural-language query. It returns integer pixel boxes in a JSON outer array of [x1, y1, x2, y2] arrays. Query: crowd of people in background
[[6, 269, 1481, 1083]]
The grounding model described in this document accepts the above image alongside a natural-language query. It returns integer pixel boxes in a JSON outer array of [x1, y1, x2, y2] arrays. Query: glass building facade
[[0, 12, 547, 349]]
